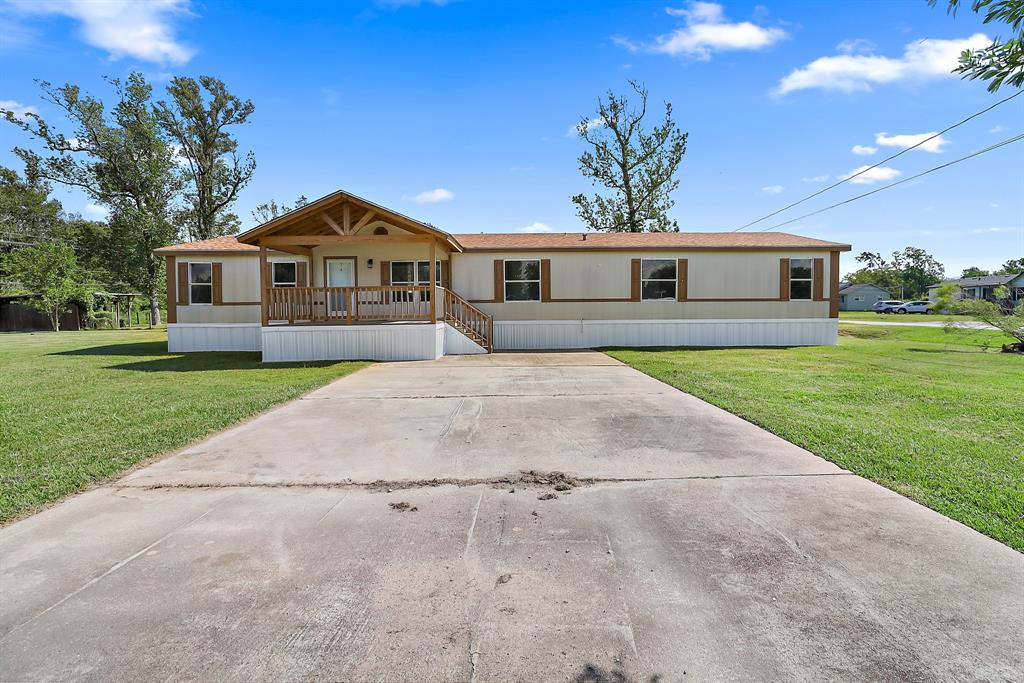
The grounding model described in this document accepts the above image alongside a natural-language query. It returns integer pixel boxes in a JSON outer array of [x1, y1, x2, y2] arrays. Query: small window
[[789, 258, 813, 300], [641, 259, 676, 301], [853, 295, 864, 302], [504, 259, 540, 301], [272, 262, 297, 288], [391, 260, 440, 302], [188, 262, 212, 304], [373, 226, 388, 235]]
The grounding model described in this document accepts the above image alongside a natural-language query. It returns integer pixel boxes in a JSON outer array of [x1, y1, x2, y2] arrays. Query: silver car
[[871, 300, 904, 314], [896, 300, 935, 314]]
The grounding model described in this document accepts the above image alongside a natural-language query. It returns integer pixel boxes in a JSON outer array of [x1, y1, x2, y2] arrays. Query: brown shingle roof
[[452, 232, 851, 251], [154, 231, 851, 254], [153, 236, 259, 254]]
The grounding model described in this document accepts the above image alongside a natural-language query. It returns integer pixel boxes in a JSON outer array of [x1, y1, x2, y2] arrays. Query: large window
[[391, 260, 441, 302], [272, 262, 297, 288], [641, 259, 676, 301], [188, 262, 212, 304], [789, 258, 813, 300], [504, 259, 540, 301]]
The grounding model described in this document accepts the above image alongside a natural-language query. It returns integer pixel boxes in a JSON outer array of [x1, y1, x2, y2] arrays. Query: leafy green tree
[[571, 81, 688, 232], [936, 283, 1024, 351], [931, 0, 1024, 91], [961, 266, 991, 277], [3, 241, 89, 331], [999, 257, 1024, 273], [251, 195, 309, 224], [2, 73, 182, 325], [0, 167, 63, 246], [847, 247, 945, 298], [155, 76, 256, 241]]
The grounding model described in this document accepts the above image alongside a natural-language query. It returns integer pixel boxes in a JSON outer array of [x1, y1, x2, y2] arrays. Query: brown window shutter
[[441, 260, 450, 289], [779, 258, 791, 301], [813, 258, 824, 301], [212, 262, 223, 305], [165, 256, 177, 323], [676, 258, 688, 302], [380, 261, 390, 286], [493, 259, 504, 303], [541, 259, 551, 302], [177, 262, 188, 305], [630, 259, 641, 301], [829, 251, 841, 318], [296, 261, 308, 287]]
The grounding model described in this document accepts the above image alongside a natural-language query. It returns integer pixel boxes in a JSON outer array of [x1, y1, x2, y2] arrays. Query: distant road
[[841, 319, 998, 331]]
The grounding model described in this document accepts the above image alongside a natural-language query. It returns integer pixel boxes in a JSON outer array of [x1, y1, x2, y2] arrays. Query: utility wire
[[758, 132, 1024, 232], [733, 89, 1024, 231]]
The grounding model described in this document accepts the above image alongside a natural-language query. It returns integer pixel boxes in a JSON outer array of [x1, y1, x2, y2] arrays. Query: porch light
[[367, 258, 374, 269]]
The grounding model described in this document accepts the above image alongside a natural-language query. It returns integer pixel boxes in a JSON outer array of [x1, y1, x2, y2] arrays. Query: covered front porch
[[236, 191, 492, 356]]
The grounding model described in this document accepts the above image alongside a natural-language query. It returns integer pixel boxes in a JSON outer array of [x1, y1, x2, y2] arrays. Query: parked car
[[896, 300, 935, 315], [871, 300, 904, 314]]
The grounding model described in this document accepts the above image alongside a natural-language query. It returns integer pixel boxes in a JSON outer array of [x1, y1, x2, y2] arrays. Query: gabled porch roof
[[236, 189, 462, 252]]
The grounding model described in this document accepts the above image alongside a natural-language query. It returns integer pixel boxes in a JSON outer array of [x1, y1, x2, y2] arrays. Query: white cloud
[[407, 188, 454, 204], [801, 174, 829, 183], [82, 203, 109, 219], [0, 100, 38, 121], [836, 38, 876, 55], [971, 226, 1018, 234], [761, 185, 784, 194], [842, 165, 902, 184], [519, 222, 555, 233], [375, 0, 448, 6], [5, 0, 195, 64], [568, 117, 605, 137], [851, 144, 877, 155], [875, 131, 949, 153], [615, 1, 787, 60], [775, 33, 991, 95], [989, 125, 1007, 133]]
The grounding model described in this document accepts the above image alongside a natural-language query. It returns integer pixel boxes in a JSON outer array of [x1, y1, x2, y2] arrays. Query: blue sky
[[1, 0, 1021, 276]]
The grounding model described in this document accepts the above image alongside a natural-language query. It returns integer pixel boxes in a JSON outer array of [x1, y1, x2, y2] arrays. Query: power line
[[756, 132, 1024, 232], [733, 89, 1024, 231]]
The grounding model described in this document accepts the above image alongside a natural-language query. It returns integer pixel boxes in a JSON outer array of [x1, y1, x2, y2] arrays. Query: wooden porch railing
[[443, 288, 493, 352], [265, 285, 493, 352], [265, 285, 434, 324]]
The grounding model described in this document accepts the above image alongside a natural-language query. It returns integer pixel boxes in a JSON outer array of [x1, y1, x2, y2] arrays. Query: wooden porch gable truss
[[236, 190, 461, 252]]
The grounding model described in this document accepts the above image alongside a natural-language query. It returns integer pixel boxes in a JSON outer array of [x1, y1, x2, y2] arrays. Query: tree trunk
[[149, 288, 161, 327], [50, 307, 60, 332]]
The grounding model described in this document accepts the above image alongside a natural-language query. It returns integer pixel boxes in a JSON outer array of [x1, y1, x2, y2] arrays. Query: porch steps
[[442, 289, 493, 353]]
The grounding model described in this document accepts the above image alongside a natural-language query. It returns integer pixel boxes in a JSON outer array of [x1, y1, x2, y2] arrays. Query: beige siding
[[451, 249, 835, 320], [175, 252, 306, 324]]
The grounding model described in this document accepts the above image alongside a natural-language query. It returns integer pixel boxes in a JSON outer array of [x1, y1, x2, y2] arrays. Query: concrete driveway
[[2, 352, 1022, 681]]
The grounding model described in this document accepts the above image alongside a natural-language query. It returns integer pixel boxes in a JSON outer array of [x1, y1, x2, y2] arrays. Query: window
[[853, 295, 864, 302], [272, 262, 297, 288], [789, 258, 813, 300], [504, 259, 540, 301], [641, 259, 676, 301], [391, 260, 441, 302], [188, 262, 212, 304]]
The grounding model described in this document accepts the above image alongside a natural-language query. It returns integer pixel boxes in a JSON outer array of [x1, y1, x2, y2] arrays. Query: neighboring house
[[154, 190, 851, 362], [838, 283, 890, 311], [927, 273, 1024, 305]]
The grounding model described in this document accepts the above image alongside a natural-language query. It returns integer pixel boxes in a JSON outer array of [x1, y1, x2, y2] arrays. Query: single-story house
[[153, 190, 852, 362], [927, 273, 1024, 305], [838, 283, 890, 311]]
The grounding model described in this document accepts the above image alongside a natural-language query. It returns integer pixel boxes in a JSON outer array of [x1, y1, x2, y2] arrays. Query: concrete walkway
[[2, 352, 1022, 681]]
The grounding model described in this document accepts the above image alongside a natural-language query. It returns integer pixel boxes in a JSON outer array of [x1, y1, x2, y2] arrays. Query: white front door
[[326, 259, 355, 314]]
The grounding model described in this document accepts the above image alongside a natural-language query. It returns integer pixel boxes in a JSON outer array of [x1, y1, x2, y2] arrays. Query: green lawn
[[607, 325, 1024, 552], [839, 310, 967, 323], [0, 329, 368, 524]]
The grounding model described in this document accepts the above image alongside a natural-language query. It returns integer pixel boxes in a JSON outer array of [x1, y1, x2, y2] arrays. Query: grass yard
[[0, 329, 368, 524], [839, 310, 967, 323], [607, 324, 1024, 552]]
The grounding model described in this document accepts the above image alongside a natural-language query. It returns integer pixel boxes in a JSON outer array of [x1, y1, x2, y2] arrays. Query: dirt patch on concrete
[[366, 470, 588, 495], [388, 501, 418, 512]]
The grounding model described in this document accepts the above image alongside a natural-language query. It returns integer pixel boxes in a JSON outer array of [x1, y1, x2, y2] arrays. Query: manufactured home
[[154, 190, 851, 362]]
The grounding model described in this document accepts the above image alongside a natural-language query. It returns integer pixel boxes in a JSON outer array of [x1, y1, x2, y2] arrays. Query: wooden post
[[259, 244, 269, 326], [429, 239, 437, 323]]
